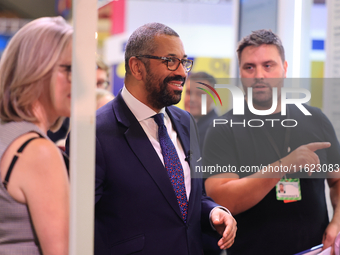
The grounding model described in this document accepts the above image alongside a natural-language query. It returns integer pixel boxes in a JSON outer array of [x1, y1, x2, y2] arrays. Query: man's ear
[[283, 60, 288, 78], [129, 57, 144, 80]]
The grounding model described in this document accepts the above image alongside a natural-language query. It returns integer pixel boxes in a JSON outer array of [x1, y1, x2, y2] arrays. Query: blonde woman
[[0, 17, 72, 255], [96, 88, 114, 109]]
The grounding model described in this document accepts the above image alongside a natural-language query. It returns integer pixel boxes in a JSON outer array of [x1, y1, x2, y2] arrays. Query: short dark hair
[[124, 23, 179, 75], [189, 72, 216, 88], [237, 29, 285, 64]]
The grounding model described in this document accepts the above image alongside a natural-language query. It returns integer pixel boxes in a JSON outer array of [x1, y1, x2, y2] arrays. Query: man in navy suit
[[94, 23, 237, 255]]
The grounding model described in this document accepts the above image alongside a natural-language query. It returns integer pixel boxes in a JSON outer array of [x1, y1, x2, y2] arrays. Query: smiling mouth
[[168, 81, 184, 88]]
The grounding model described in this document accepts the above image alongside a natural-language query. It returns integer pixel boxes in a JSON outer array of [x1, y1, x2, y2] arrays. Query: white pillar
[[230, 0, 240, 79], [323, 0, 340, 155], [324, 0, 340, 79], [277, 0, 312, 79], [70, 0, 97, 254]]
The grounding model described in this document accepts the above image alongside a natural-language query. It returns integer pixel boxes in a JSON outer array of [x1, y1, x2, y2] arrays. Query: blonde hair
[[96, 55, 109, 74], [96, 88, 114, 102], [0, 16, 73, 130], [96, 88, 114, 109]]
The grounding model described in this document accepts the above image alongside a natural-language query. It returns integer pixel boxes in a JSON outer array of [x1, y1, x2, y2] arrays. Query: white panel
[[323, 0, 340, 138], [70, 0, 97, 254], [125, 0, 235, 58], [324, 0, 340, 78], [127, 0, 233, 32], [278, 0, 312, 79], [104, 25, 235, 62], [171, 25, 234, 58], [104, 33, 128, 65]]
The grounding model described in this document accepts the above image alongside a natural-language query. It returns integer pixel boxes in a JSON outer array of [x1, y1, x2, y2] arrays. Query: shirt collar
[[121, 86, 166, 122]]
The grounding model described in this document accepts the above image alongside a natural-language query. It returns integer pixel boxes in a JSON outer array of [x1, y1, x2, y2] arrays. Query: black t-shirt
[[203, 102, 340, 255]]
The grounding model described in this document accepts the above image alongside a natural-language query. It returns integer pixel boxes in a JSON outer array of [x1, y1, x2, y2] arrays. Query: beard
[[251, 79, 273, 108], [144, 68, 186, 110], [244, 78, 284, 109]]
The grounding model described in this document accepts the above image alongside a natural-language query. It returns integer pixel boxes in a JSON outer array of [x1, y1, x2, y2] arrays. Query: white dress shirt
[[121, 86, 191, 200]]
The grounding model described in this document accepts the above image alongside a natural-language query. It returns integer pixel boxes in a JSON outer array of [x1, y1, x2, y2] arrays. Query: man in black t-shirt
[[203, 29, 340, 255]]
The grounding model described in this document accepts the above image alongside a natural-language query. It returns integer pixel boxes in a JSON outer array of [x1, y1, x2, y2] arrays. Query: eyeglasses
[[135, 55, 193, 73], [97, 80, 110, 89], [59, 64, 71, 83]]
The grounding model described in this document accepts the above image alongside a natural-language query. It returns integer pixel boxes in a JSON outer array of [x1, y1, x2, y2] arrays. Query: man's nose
[[173, 62, 187, 77], [254, 67, 265, 79]]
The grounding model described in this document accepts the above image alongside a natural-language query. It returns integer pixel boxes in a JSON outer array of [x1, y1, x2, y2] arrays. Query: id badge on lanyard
[[276, 178, 301, 202], [261, 107, 302, 202]]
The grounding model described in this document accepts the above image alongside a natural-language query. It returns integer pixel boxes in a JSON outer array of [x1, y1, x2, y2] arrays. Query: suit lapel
[[113, 93, 183, 221]]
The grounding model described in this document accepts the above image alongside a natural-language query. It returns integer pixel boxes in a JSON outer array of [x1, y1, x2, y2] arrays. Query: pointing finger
[[305, 142, 331, 152]]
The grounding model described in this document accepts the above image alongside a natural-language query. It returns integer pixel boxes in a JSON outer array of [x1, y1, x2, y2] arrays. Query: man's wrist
[[209, 206, 232, 231]]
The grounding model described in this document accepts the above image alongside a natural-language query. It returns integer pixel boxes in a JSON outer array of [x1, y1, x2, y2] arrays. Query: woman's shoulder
[[0, 121, 49, 162], [1, 128, 67, 204], [0, 121, 47, 144]]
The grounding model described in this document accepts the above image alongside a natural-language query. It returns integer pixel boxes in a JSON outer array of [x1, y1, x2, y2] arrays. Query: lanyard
[[260, 106, 291, 160]]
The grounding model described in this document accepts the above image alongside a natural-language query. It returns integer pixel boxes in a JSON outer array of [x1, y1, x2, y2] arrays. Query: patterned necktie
[[153, 113, 188, 222]]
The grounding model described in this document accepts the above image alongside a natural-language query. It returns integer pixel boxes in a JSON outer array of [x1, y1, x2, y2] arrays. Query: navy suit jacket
[[94, 92, 219, 255]]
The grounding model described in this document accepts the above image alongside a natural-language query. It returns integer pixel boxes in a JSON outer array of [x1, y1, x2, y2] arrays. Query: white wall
[[104, 0, 236, 65]]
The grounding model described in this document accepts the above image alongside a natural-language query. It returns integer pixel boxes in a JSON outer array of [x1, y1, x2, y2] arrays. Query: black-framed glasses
[[59, 64, 71, 83], [135, 55, 193, 73]]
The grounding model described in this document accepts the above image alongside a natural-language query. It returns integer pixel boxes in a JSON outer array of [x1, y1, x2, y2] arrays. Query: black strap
[[3, 133, 44, 189], [61, 151, 69, 174]]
